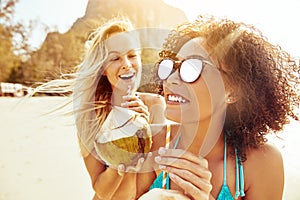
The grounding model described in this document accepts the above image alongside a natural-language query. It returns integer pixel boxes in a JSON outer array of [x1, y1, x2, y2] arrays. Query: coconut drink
[[94, 106, 152, 167]]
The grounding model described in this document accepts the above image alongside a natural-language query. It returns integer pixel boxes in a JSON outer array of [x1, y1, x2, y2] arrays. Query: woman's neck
[[178, 119, 224, 161]]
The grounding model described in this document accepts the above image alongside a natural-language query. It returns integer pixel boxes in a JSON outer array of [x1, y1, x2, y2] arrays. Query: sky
[[14, 0, 300, 57]]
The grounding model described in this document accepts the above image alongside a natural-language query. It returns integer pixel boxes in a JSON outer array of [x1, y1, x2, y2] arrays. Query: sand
[[0, 97, 93, 200], [0, 97, 299, 200]]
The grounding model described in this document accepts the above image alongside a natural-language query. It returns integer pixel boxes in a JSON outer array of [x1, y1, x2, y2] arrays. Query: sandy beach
[[0, 97, 93, 200], [0, 97, 299, 200]]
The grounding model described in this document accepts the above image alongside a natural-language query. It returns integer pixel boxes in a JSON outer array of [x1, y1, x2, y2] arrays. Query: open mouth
[[119, 72, 135, 80], [166, 94, 189, 104]]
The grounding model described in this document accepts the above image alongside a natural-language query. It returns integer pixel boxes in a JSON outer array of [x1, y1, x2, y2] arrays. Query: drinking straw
[[162, 124, 171, 189]]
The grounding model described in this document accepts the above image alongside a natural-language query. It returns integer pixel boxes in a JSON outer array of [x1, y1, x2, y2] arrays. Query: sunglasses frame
[[157, 57, 212, 83]]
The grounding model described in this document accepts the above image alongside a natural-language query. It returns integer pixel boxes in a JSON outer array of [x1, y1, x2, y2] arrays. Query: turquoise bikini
[[217, 134, 245, 199], [150, 134, 245, 199]]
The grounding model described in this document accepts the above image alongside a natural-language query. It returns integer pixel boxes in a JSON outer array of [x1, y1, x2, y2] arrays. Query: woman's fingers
[[168, 172, 212, 200], [158, 148, 208, 167], [117, 157, 145, 176], [166, 168, 212, 194], [122, 94, 150, 122], [155, 156, 211, 185], [125, 157, 144, 173], [155, 148, 212, 199], [156, 148, 210, 178]]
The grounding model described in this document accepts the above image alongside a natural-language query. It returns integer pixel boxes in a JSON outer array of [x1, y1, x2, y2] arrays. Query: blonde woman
[[34, 17, 165, 199]]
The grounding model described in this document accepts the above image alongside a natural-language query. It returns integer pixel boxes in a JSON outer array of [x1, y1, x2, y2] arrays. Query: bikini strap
[[226, 130, 245, 199], [235, 147, 245, 199], [234, 148, 241, 199], [173, 132, 181, 149], [223, 133, 228, 185]]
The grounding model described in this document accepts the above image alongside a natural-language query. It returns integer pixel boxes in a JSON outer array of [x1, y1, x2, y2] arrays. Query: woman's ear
[[225, 90, 239, 104]]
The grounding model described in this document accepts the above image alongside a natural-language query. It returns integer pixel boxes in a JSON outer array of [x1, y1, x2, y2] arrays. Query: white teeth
[[120, 72, 134, 78], [168, 95, 187, 103]]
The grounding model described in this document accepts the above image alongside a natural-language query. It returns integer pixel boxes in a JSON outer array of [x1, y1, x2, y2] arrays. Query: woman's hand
[[121, 93, 150, 122], [117, 156, 145, 176], [155, 148, 213, 200]]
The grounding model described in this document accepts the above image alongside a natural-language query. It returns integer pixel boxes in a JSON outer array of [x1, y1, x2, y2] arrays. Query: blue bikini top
[[150, 132, 245, 199]]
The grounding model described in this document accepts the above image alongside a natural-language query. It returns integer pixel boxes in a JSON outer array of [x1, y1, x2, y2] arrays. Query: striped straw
[[162, 124, 171, 189], [127, 85, 131, 95]]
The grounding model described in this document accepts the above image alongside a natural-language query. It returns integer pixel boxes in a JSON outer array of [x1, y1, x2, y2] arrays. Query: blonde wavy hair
[[74, 17, 136, 156], [32, 17, 136, 156]]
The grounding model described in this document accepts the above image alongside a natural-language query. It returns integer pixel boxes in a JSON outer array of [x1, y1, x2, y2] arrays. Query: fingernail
[[159, 165, 166, 170], [158, 147, 166, 155], [169, 173, 176, 180], [154, 156, 161, 163], [120, 102, 127, 107], [118, 164, 125, 171], [140, 157, 145, 163]]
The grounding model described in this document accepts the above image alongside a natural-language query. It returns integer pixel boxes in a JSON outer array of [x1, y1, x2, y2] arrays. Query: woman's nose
[[121, 56, 132, 69], [166, 69, 180, 85]]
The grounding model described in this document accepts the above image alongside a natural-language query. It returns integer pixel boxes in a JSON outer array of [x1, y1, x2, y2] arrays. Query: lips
[[166, 94, 189, 104], [119, 72, 135, 80]]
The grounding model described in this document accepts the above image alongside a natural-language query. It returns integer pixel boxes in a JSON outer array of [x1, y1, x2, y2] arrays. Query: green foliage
[[0, 0, 34, 84], [0, 23, 20, 82]]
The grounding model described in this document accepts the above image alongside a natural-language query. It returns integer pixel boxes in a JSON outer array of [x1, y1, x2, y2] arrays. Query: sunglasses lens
[[180, 59, 203, 82], [158, 59, 173, 80]]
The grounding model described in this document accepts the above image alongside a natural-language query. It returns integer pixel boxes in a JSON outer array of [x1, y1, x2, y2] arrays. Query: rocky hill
[[25, 0, 188, 82]]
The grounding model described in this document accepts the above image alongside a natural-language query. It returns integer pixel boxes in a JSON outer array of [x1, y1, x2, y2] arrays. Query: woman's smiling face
[[103, 31, 142, 92], [163, 37, 226, 124]]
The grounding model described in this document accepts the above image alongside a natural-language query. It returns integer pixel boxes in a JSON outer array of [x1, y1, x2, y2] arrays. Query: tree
[[0, 0, 20, 82], [0, 0, 36, 83]]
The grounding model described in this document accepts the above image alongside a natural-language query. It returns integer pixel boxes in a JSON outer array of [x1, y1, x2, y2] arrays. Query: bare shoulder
[[243, 142, 284, 199], [246, 142, 283, 169]]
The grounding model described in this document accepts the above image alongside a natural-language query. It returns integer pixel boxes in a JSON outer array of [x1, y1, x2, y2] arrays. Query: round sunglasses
[[157, 58, 213, 83]]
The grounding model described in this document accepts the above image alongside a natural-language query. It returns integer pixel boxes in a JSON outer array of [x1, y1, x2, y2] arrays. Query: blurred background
[[0, 0, 299, 199]]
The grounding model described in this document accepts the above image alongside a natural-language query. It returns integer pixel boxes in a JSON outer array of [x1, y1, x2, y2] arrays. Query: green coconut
[[95, 126, 152, 166], [94, 106, 152, 167]]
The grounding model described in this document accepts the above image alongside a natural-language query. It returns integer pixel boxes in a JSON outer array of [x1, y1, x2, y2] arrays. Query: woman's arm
[[84, 152, 157, 199], [84, 152, 139, 200], [83, 93, 165, 199]]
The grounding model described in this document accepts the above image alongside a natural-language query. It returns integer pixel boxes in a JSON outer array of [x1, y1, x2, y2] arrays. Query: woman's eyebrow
[[175, 54, 207, 60], [108, 49, 140, 56], [185, 54, 208, 60], [107, 51, 120, 55]]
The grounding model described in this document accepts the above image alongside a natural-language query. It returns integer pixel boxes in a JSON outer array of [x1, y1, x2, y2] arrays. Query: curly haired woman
[[139, 15, 300, 200]]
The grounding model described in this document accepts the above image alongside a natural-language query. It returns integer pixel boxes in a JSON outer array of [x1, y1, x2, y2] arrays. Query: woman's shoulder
[[246, 142, 283, 166], [243, 142, 284, 198]]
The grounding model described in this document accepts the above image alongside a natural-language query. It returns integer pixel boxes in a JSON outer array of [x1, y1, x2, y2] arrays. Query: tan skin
[[85, 32, 284, 200], [83, 31, 166, 200], [140, 38, 284, 200], [85, 93, 165, 200]]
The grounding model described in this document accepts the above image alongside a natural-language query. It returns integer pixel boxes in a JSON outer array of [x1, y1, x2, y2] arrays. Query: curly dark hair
[[158, 15, 300, 161]]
